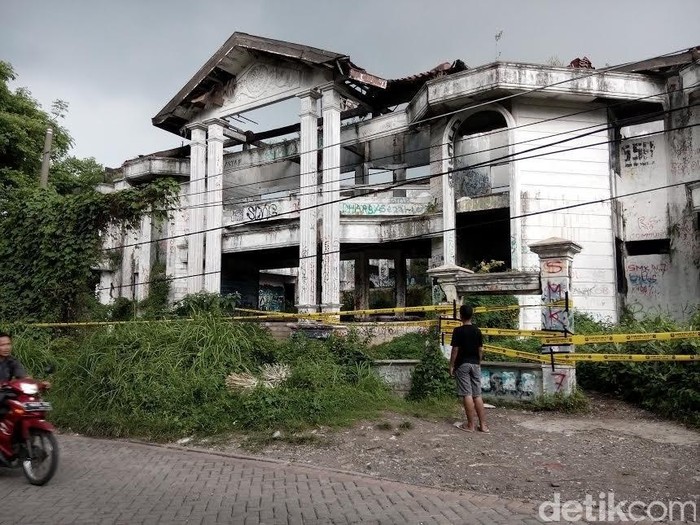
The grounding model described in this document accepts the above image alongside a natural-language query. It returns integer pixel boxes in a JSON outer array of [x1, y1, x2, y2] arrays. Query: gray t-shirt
[[0, 357, 27, 382]]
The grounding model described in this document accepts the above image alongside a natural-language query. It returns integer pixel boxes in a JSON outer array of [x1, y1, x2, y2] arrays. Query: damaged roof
[[153, 32, 349, 135], [152, 32, 467, 136]]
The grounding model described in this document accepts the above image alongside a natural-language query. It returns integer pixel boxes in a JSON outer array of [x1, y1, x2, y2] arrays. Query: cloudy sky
[[2, 0, 698, 168]]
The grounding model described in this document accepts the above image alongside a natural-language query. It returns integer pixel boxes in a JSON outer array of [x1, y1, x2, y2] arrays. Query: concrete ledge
[[455, 271, 540, 295], [372, 358, 573, 400]]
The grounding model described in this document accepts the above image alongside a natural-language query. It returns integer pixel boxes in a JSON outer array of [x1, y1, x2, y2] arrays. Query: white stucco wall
[[511, 98, 618, 327]]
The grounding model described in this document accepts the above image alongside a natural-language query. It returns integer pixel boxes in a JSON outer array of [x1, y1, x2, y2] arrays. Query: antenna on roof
[[494, 30, 504, 62]]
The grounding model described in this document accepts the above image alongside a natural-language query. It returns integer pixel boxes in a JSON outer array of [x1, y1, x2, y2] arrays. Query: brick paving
[[0, 435, 549, 524]]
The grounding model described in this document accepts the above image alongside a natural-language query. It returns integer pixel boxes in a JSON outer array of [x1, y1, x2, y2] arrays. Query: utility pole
[[39, 127, 53, 188]]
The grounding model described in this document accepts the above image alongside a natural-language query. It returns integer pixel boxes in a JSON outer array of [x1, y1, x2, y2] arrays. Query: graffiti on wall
[[230, 198, 299, 225], [455, 166, 491, 198], [480, 368, 538, 399], [572, 284, 612, 297], [621, 141, 655, 168], [626, 262, 668, 297], [246, 202, 279, 221], [340, 199, 428, 216], [259, 284, 285, 312], [540, 258, 572, 337]]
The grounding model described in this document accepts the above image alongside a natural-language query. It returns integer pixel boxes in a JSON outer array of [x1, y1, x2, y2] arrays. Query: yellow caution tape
[[542, 331, 700, 346], [353, 320, 439, 328], [483, 345, 552, 363], [30, 318, 189, 328], [483, 345, 698, 363], [546, 352, 699, 362], [441, 320, 562, 339]]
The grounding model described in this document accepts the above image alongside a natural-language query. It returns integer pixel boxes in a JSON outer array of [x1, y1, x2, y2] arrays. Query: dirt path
[[191, 394, 700, 506]]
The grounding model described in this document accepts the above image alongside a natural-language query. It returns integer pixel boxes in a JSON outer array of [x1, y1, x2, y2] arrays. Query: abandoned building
[[97, 33, 700, 326]]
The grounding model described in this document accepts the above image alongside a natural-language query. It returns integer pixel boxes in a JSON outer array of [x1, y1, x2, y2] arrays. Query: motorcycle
[[0, 377, 58, 485]]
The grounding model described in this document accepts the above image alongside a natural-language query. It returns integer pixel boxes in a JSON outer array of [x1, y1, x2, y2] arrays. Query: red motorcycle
[[0, 378, 58, 485]]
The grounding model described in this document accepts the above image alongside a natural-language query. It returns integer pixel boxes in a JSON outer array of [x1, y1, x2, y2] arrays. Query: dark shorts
[[455, 363, 482, 397]]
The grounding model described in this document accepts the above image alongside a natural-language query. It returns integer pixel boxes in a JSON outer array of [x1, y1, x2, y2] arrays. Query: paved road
[[1, 435, 546, 524]]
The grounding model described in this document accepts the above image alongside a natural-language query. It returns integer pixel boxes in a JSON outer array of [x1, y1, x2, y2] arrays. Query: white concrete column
[[297, 90, 321, 314], [120, 227, 137, 300], [321, 86, 341, 313], [204, 119, 225, 293], [135, 214, 152, 301], [428, 121, 454, 278], [166, 184, 189, 303], [441, 146, 457, 266], [187, 124, 207, 295]]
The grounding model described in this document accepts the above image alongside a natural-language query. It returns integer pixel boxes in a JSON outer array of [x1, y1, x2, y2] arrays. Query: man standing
[[449, 305, 489, 433]]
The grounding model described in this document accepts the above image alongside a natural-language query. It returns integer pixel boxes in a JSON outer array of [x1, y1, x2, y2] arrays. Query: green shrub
[[172, 291, 241, 317], [462, 294, 519, 330], [574, 312, 700, 427], [407, 331, 454, 400], [368, 331, 428, 360], [406, 285, 432, 307]]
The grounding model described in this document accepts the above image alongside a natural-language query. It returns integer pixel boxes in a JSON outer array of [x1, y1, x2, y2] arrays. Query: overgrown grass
[[572, 311, 700, 427], [11, 317, 393, 441], [368, 332, 427, 360], [11, 307, 699, 441]]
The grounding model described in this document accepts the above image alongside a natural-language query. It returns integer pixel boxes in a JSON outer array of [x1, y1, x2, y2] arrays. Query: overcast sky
[[2, 0, 699, 168]]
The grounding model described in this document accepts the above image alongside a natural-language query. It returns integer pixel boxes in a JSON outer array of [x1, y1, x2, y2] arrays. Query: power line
[[103, 177, 699, 293], [168, 76, 690, 207], [140, 45, 691, 204], [101, 122, 699, 292], [106, 118, 699, 253], [156, 98, 698, 214]]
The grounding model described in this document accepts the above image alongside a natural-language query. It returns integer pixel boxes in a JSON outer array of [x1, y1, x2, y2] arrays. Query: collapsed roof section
[[152, 32, 467, 137]]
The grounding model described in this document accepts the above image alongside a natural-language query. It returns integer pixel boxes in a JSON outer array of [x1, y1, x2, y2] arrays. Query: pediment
[[195, 57, 331, 122]]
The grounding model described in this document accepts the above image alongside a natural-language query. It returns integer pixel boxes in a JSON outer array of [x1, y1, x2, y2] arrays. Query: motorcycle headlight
[[19, 382, 39, 395]]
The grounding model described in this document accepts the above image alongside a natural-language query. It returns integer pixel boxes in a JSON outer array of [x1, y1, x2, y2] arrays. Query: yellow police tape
[[483, 345, 552, 364], [441, 320, 559, 339], [30, 318, 188, 328], [545, 352, 699, 362], [482, 345, 699, 363], [541, 331, 700, 346], [234, 301, 570, 320], [27, 302, 574, 328]]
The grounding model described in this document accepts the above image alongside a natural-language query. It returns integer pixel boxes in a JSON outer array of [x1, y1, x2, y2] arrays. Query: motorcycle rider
[[1, 331, 26, 417], [0, 332, 51, 417], [0, 332, 27, 383]]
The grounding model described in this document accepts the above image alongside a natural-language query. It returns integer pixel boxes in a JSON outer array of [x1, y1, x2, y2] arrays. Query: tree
[[0, 61, 72, 187], [0, 62, 179, 323]]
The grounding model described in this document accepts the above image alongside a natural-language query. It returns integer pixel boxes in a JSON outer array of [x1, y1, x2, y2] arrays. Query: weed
[[375, 421, 393, 431], [407, 331, 454, 401], [530, 389, 591, 414], [398, 421, 413, 430]]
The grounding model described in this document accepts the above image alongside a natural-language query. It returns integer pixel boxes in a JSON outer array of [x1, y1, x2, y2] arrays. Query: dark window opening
[[625, 238, 671, 256], [456, 208, 511, 270]]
